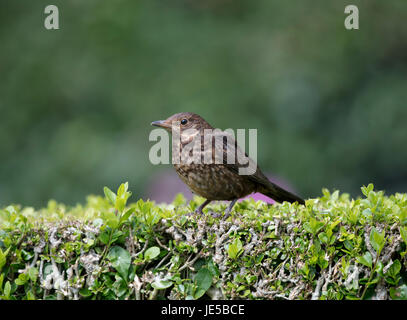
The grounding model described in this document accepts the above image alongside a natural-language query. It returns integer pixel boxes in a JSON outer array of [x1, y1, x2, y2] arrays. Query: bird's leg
[[222, 199, 238, 219], [194, 199, 211, 215]]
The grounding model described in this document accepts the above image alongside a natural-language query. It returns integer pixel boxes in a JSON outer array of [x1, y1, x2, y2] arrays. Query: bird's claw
[[208, 211, 231, 219], [185, 209, 202, 217], [209, 211, 222, 219], [222, 212, 231, 220]]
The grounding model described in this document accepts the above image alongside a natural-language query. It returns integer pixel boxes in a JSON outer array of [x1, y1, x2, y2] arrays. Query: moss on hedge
[[0, 183, 407, 300]]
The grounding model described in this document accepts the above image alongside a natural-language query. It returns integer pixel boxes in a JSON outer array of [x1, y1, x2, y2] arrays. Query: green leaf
[[21, 249, 34, 261], [370, 227, 386, 253], [303, 217, 324, 235], [152, 278, 173, 290], [397, 209, 407, 226], [119, 208, 134, 225], [103, 210, 119, 229], [117, 182, 128, 197], [79, 288, 93, 297], [207, 259, 220, 277], [115, 182, 132, 213], [390, 285, 407, 300], [227, 238, 243, 260], [357, 252, 373, 268], [26, 290, 36, 300], [107, 246, 131, 280], [0, 274, 4, 291], [4, 281, 11, 298], [300, 263, 310, 278], [98, 231, 110, 245], [15, 273, 28, 286], [112, 276, 128, 297], [194, 268, 213, 299], [104, 186, 116, 205], [0, 248, 6, 272], [343, 240, 354, 252], [5, 206, 17, 215], [115, 198, 126, 213], [28, 267, 39, 282], [111, 230, 123, 243], [387, 260, 401, 278], [318, 232, 329, 244], [0, 247, 10, 273], [361, 183, 374, 197], [400, 227, 407, 245], [144, 247, 160, 261], [318, 255, 329, 269], [173, 193, 186, 206]]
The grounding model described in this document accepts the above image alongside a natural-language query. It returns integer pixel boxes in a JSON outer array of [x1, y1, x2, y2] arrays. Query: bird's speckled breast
[[173, 163, 256, 200]]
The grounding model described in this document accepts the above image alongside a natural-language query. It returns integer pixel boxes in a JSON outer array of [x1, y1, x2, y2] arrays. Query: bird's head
[[151, 112, 213, 133]]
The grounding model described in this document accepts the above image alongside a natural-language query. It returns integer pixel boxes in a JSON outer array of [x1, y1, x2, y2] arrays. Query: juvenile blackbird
[[151, 112, 305, 218]]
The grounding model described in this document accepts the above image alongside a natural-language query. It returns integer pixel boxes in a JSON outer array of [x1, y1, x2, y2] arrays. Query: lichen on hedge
[[0, 183, 407, 300]]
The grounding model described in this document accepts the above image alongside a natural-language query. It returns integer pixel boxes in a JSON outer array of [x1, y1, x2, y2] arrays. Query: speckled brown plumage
[[174, 163, 257, 201], [151, 112, 305, 218]]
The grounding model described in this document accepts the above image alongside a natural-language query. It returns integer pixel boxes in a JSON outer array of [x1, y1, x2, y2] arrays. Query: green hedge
[[0, 183, 407, 300]]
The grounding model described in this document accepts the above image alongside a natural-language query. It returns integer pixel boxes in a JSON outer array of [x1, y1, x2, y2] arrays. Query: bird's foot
[[222, 212, 231, 220], [207, 211, 231, 219], [185, 209, 203, 217], [186, 200, 211, 218], [222, 199, 237, 220], [208, 211, 222, 219]]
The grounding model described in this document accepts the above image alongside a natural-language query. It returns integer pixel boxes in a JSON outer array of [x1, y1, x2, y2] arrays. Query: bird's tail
[[258, 181, 305, 205]]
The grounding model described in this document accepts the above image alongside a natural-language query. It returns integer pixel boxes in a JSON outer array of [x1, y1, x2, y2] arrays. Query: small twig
[[136, 239, 149, 257], [364, 226, 377, 260], [322, 260, 337, 294], [344, 264, 360, 290], [360, 250, 381, 300], [29, 252, 39, 268], [133, 275, 142, 300], [155, 252, 171, 269], [128, 225, 136, 255], [155, 237, 170, 251], [178, 250, 203, 272], [149, 288, 158, 300], [312, 272, 325, 300]]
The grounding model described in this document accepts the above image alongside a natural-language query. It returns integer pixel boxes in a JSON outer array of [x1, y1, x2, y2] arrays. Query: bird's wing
[[201, 130, 305, 204], [207, 130, 271, 186]]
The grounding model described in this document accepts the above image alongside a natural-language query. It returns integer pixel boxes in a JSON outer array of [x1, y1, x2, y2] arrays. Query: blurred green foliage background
[[1, 0, 406, 207]]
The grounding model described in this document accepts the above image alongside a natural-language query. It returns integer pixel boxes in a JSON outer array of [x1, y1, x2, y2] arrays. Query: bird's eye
[[181, 119, 188, 125]]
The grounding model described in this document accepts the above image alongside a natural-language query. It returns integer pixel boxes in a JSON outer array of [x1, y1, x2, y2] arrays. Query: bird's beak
[[151, 120, 172, 129]]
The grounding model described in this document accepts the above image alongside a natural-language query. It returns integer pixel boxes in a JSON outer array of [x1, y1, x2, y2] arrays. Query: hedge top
[[0, 183, 406, 300]]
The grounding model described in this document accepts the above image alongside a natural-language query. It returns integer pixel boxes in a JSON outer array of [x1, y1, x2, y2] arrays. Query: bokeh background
[[1, 0, 406, 207]]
